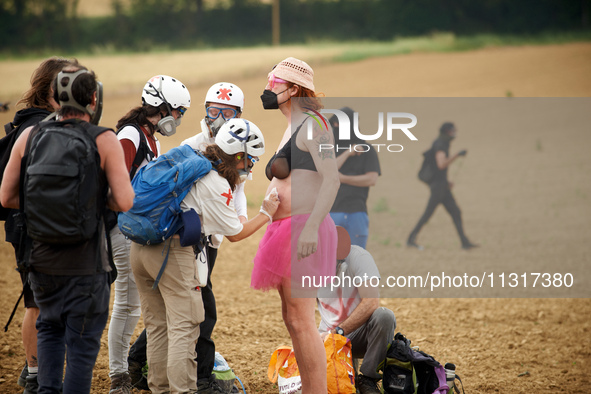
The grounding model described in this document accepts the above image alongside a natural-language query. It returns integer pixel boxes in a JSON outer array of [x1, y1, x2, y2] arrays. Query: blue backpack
[[118, 144, 212, 246]]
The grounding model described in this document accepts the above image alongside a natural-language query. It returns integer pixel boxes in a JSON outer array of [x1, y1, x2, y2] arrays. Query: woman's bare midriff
[[267, 169, 323, 220]]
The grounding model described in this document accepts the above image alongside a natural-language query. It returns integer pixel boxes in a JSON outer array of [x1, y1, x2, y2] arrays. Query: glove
[[260, 187, 279, 222], [458, 150, 468, 157]]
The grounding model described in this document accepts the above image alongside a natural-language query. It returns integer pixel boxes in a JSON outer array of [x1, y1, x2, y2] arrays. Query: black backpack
[[418, 148, 436, 184], [23, 119, 111, 244], [1, 110, 51, 220], [378, 333, 463, 394], [0, 123, 23, 220]]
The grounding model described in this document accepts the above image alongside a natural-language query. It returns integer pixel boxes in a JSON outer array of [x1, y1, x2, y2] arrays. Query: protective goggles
[[177, 106, 187, 117], [268, 73, 288, 89], [247, 154, 259, 167], [206, 106, 238, 121]]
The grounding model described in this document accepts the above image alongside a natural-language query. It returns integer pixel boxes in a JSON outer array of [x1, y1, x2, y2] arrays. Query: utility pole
[[272, 0, 280, 46]]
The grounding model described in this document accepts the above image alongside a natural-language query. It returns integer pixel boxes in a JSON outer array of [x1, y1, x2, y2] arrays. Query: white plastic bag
[[195, 247, 208, 287]]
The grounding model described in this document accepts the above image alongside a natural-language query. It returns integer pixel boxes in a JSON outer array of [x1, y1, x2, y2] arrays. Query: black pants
[[128, 244, 219, 382], [408, 181, 470, 246]]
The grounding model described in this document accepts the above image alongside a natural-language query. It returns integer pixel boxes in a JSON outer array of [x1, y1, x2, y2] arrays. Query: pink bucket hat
[[269, 57, 315, 92]]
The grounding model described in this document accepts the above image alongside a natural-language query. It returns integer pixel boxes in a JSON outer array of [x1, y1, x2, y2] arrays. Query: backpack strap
[[4, 121, 15, 135], [118, 124, 155, 180], [72, 118, 113, 140], [3, 287, 24, 332], [152, 238, 173, 290], [453, 374, 465, 394]]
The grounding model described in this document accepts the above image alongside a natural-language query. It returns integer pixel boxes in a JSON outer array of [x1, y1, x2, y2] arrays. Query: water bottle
[[444, 363, 456, 389]]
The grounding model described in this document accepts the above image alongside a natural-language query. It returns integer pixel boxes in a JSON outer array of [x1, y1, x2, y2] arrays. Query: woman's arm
[[226, 189, 279, 242], [339, 171, 379, 187], [296, 120, 340, 260]]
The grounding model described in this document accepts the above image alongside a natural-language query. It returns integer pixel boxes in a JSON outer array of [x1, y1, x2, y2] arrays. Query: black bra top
[[265, 122, 317, 181]]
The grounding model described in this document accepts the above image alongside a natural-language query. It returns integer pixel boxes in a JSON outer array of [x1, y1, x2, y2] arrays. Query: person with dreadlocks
[[130, 118, 279, 393]]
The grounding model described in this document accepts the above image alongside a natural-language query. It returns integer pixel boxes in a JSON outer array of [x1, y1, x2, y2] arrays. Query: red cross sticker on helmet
[[217, 88, 232, 101], [205, 82, 245, 112]]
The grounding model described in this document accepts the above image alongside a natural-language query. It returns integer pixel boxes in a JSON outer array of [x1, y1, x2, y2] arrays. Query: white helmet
[[215, 118, 265, 157], [142, 75, 191, 109], [205, 82, 244, 112]]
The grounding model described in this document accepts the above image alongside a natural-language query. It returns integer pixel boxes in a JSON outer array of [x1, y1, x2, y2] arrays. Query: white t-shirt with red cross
[[182, 121, 249, 220], [317, 246, 381, 333], [181, 170, 243, 238]]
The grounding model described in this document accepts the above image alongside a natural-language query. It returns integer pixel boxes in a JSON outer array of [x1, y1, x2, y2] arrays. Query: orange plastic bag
[[325, 333, 356, 394], [268, 335, 355, 394], [268, 346, 302, 394]]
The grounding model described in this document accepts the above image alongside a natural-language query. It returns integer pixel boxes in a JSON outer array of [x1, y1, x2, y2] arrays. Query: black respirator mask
[[260, 88, 290, 110]]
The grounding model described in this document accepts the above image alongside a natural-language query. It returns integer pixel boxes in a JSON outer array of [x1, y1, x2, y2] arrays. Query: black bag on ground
[[418, 148, 436, 184], [23, 119, 111, 244], [378, 333, 460, 394]]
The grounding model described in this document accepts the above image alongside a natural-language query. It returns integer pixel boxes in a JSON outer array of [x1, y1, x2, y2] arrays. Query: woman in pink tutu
[[252, 57, 340, 393]]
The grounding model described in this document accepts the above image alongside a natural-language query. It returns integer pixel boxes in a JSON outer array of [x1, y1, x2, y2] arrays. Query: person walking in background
[[130, 119, 277, 394], [1, 56, 79, 393], [329, 107, 381, 249], [1, 65, 134, 394], [407, 122, 477, 250], [254, 57, 340, 394], [108, 75, 191, 394]]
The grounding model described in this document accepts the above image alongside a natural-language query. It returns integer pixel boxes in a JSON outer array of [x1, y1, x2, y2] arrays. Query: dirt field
[[1, 42, 591, 393]]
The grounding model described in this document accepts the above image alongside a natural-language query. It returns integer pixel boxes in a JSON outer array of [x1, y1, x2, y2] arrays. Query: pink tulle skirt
[[250, 214, 337, 293]]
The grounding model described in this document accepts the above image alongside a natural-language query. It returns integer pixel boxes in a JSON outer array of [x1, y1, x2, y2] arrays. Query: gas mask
[[238, 171, 249, 183], [157, 107, 181, 136], [205, 116, 226, 138], [56, 69, 103, 125]]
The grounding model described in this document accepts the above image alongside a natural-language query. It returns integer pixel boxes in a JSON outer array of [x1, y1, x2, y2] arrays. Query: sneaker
[[356, 374, 381, 394], [197, 378, 225, 394], [128, 360, 149, 391], [109, 372, 132, 394], [23, 374, 38, 394], [406, 240, 424, 251], [461, 241, 479, 250], [18, 361, 28, 388]]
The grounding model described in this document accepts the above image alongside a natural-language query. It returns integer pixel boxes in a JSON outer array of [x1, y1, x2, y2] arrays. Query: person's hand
[[458, 149, 468, 157], [448, 181, 454, 189], [320, 331, 330, 341], [260, 187, 280, 221], [297, 222, 319, 260], [348, 145, 365, 156]]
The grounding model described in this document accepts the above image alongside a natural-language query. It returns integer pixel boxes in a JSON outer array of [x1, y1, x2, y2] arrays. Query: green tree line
[[1, 0, 589, 54]]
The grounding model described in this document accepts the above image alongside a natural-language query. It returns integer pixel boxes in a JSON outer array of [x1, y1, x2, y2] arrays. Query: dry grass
[[0, 45, 344, 102]]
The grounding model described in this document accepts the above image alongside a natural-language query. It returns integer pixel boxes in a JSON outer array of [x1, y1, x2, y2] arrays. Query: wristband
[[259, 207, 273, 223]]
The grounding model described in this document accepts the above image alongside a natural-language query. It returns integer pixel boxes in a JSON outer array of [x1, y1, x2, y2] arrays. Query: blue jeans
[[330, 212, 369, 248], [29, 271, 110, 394]]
